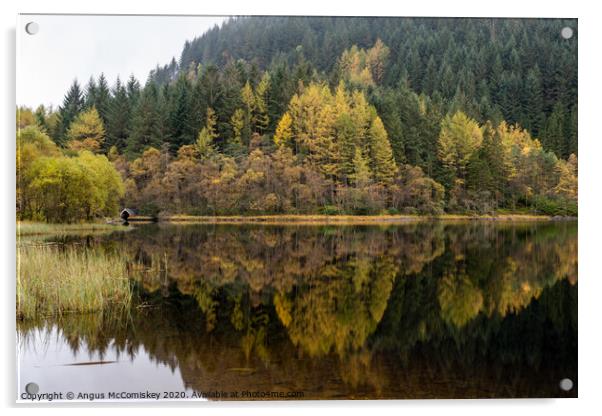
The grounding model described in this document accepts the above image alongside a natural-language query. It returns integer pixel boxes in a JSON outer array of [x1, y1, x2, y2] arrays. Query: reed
[[17, 244, 132, 320], [17, 221, 125, 237]]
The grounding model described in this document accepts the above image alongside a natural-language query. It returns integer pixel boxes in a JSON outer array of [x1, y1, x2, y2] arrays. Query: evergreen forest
[[17, 17, 578, 221]]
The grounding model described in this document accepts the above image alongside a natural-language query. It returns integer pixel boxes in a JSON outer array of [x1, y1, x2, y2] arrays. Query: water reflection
[[18, 222, 577, 399]]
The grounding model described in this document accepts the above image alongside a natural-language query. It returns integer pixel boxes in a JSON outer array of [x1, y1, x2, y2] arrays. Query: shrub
[[321, 205, 343, 215], [533, 196, 578, 217]]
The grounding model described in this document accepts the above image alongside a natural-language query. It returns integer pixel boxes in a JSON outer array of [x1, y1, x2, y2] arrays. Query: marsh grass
[[17, 221, 125, 237], [17, 244, 132, 320]]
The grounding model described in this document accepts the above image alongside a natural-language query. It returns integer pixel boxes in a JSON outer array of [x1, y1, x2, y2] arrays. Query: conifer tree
[[126, 75, 141, 108], [273, 112, 293, 148], [196, 107, 218, 159], [349, 147, 372, 187], [126, 82, 162, 157], [66, 107, 106, 153], [167, 74, 194, 152], [368, 116, 397, 185], [254, 72, 271, 134], [542, 102, 566, 157], [230, 109, 245, 147], [93, 73, 111, 124], [240, 80, 256, 140], [437, 111, 483, 189], [422, 55, 438, 96], [105, 77, 131, 152], [57, 80, 84, 145], [522, 66, 545, 137], [84, 76, 97, 109]]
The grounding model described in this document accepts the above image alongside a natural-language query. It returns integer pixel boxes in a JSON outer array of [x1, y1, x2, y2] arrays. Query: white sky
[[17, 14, 227, 109]]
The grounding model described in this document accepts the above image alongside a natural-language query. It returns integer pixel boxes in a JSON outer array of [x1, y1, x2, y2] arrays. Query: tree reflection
[[18, 221, 577, 398]]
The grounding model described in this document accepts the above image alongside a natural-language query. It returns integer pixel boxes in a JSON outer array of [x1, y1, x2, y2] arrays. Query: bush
[[21, 151, 125, 222], [321, 205, 343, 215], [533, 195, 578, 217]]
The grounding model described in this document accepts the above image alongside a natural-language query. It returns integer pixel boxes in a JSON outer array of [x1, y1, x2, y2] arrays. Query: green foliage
[[349, 148, 371, 187], [196, 107, 218, 159], [19, 150, 124, 223], [105, 77, 131, 152], [532, 195, 578, 217], [57, 80, 84, 145], [320, 205, 344, 216], [368, 116, 397, 184], [17, 244, 131, 319], [126, 82, 164, 158], [438, 112, 483, 183]]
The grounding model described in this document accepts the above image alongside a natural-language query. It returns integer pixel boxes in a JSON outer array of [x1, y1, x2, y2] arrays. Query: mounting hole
[[25, 382, 39, 395], [25, 22, 39, 35], [559, 378, 574, 391], [561, 27, 573, 40]]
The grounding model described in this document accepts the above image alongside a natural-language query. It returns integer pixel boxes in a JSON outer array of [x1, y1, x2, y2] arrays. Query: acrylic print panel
[[16, 14, 578, 402]]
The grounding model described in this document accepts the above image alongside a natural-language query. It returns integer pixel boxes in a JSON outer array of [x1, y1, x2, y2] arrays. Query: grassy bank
[[17, 244, 132, 320], [17, 221, 126, 236], [160, 213, 557, 225]]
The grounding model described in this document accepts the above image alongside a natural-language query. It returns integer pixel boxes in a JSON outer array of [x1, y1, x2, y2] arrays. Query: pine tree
[[467, 122, 506, 205], [349, 147, 372, 187], [94, 73, 111, 124], [437, 111, 483, 189], [334, 112, 357, 180], [106, 77, 131, 152], [368, 116, 397, 184], [542, 102, 566, 157], [568, 105, 578, 156], [406, 48, 422, 91], [196, 107, 218, 159], [126, 75, 141, 108], [240, 80, 255, 145], [267, 63, 293, 131], [422, 55, 438, 96], [366, 38, 390, 84], [84, 77, 97, 109], [215, 63, 241, 143], [522, 66, 545, 137], [126, 82, 162, 157], [167, 74, 194, 152], [438, 63, 456, 99], [33, 105, 50, 133], [273, 112, 293, 148], [254, 72, 270, 134], [57, 80, 84, 145], [230, 109, 245, 146], [554, 153, 577, 201], [66, 107, 106, 153], [370, 88, 405, 166]]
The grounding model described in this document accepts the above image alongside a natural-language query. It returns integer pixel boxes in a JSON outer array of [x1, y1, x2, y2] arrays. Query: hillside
[[18, 16, 578, 220]]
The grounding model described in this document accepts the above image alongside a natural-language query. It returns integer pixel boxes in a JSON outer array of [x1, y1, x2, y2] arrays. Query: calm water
[[18, 221, 577, 400]]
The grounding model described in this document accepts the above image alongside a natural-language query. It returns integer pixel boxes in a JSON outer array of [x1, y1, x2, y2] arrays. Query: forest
[[16, 17, 578, 222]]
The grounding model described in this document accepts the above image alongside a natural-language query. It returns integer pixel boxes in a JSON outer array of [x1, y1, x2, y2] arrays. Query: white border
[[2, 1, 601, 415]]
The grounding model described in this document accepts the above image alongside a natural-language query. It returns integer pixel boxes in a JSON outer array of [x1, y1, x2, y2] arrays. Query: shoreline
[[151, 213, 575, 225], [17, 214, 577, 233]]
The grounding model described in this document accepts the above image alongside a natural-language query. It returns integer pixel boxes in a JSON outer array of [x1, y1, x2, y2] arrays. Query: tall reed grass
[[17, 244, 132, 320], [17, 221, 124, 236]]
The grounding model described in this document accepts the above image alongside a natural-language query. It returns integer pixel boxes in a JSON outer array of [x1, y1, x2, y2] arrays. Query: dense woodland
[[17, 17, 578, 222]]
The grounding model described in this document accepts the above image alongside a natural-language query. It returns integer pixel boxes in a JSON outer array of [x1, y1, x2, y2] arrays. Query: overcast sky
[[17, 14, 227, 108]]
